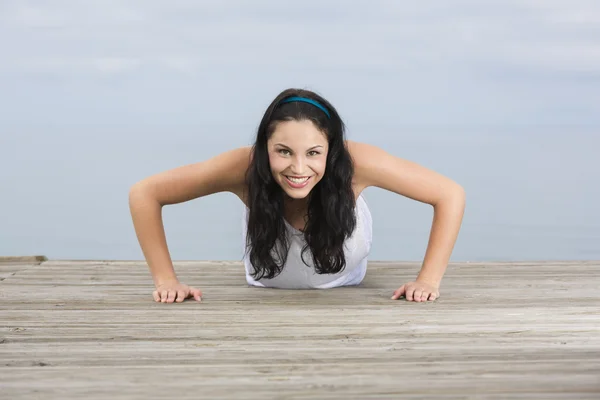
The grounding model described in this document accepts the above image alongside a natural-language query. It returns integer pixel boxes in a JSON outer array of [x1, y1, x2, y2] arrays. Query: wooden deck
[[1, 259, 599, 399]]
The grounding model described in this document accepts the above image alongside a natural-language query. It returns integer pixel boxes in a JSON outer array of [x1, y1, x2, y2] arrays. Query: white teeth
[[287, 176, 309, 183]]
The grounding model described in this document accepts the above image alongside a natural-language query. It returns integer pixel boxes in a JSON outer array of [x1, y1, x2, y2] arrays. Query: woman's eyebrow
[[274, 144, 324, 150]]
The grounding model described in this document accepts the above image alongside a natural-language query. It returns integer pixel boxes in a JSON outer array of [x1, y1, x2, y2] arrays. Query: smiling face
[[267, 119, 329, 201]]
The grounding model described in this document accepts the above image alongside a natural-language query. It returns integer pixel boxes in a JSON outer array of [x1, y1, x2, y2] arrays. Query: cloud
[[0, 0, 599, 125], [91, 57, 142, 74], [1, 0, 599, 76]]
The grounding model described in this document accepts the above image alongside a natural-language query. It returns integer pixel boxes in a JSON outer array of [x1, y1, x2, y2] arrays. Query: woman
[[129, 88, 466, 304]]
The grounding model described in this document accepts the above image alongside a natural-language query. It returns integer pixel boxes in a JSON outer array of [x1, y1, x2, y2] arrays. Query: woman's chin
[[280, 183, 313, 199], [283, 188, 311, 199]]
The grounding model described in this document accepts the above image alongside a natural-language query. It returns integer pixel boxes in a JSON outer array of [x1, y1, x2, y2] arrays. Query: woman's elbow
[[437, 182, 466, 208]]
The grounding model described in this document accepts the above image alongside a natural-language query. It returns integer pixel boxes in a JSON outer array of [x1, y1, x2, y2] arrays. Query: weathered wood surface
[[1, 260, 599, 399]]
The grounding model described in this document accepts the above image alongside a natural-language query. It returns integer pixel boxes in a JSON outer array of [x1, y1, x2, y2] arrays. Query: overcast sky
[[1, 0, 599, 128]]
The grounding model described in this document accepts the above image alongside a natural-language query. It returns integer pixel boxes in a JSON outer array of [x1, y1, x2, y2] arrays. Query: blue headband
[[279, 96, 331, 119]]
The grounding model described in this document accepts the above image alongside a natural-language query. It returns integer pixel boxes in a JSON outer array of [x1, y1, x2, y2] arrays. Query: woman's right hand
[[153, 280, 202, 303]]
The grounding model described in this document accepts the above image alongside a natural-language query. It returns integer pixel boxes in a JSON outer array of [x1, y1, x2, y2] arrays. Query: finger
[[391, 285, 405, 300], [191, 288, 202, 302], [414, 289, 425, 302], [405, 287, 416, 301], [176, 290, 187, 302], [428, 293, 437, 301], [152, 290, 160, 302], [167, 290, 176, 303], [160, 290, 168, 303], [420, 292, 429, 302]]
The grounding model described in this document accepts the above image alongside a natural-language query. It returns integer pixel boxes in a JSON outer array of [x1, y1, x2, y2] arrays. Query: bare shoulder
[[346, 140, 386, 192], [346, 140, 464, 206], [131, 146, 252, 206]]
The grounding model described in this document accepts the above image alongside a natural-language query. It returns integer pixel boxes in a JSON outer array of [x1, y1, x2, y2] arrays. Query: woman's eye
[[277, 149, 319, 156]]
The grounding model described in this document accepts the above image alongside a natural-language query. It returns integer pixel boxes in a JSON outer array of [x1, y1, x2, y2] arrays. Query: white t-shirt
[[241, 194, 373, 289]]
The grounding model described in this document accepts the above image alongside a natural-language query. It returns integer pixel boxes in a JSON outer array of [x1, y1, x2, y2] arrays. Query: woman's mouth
[[284, 175, 311, 188]]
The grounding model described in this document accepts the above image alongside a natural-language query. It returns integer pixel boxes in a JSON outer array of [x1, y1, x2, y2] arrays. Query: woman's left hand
[[391, 281, 440, 302]]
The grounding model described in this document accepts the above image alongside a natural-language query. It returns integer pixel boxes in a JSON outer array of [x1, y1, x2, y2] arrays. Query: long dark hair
[[244, 88, 356, 280]]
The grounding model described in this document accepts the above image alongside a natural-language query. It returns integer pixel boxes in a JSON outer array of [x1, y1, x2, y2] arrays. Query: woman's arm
[[349, 141, 466, 297], [128, 146, 251, 287]]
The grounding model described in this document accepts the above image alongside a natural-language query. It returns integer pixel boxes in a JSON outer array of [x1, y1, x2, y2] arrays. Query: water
[[1, 125, 598, 261]]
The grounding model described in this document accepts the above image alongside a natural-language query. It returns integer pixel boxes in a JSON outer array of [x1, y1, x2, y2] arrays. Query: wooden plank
[[0, 263, 39, 281], [0, 261, 599, 399]]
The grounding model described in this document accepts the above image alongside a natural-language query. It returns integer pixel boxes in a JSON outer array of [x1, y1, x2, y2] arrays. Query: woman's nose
[[290, 155, 306, 173]]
